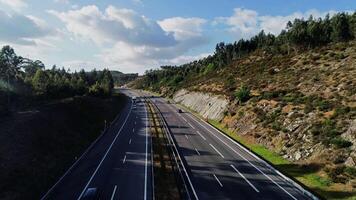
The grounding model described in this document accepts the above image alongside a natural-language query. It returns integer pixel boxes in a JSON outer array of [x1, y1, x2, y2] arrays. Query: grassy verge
[[147, 102, 180, 200], [171, 101, 355, 200], [0, 92, 127, 199], [208, 119, 355, 200]]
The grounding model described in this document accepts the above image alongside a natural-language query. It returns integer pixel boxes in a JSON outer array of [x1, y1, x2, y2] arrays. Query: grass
[[0, 92, 128, 199], [208, 119, 355, 200]]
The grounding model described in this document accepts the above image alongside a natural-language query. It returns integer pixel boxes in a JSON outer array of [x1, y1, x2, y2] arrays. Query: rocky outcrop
[[173, 89, 228, 121]]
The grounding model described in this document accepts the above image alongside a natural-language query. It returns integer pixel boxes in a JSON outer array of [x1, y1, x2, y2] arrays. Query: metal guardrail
[[148, 99, 195, 200]]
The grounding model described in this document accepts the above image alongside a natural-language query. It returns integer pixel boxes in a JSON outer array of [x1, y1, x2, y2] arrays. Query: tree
[[331, 13, 352, 42], [0, 46, 22, 80], [32, 69, 49, 95]]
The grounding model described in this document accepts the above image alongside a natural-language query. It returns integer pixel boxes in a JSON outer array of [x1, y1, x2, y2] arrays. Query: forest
[[0, 45, 115, 115], [137, 12, 356, 91]]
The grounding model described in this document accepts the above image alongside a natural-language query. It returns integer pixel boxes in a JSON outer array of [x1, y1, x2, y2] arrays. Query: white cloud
[[0, 0, 27, 11], [54, 0, 70, 4], [48, 5, 176, 47], [0, 10, 54, 45], [215, 8, 338, 38], [158, 17, 207, 41], [48, 5, 209, 73]]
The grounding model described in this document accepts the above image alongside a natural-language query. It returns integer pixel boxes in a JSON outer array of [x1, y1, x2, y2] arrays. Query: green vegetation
[[0, 45, 117, 115], [234, 85, 251, 103], [0, 93, 127, 199], [135, 12, 356, 92], [207, 119, 353, 200]]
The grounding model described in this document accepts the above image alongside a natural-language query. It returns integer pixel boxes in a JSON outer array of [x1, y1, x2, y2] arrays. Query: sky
[[0, 0, 355, 74]]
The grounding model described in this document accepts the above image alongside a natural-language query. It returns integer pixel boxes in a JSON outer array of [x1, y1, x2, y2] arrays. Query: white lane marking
[[155, 101, 199, 200], [144, 103, 148, 200], [195, 148, 200, 155], [196, 131, 206, 140], [209, 143, 225, 158], [230, 164, 259, 192], [77, 101, 133, 200], [133, 128, 135, 133], [110, 185, 118, 200], [213, 174, 223, 187], [182, 117, 188, 122], [129, 139, 132, 144], [185, 135, 189, 140], [123, 154, 127, 164], [135, 121, 137, 125], [187, 122, 195, 129], [185, 113, 298, 200]]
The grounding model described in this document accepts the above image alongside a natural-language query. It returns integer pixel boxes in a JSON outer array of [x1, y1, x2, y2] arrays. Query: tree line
[[0, 45, 114, 114], [138, 12, 356, 91]]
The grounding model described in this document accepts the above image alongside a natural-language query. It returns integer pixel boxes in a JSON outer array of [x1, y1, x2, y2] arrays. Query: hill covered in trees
[[0, 46, 119, 115], [132, 12, 356, 199]]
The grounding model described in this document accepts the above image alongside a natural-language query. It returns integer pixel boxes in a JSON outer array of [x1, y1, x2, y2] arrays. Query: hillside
[[131, 13, 356, 199]]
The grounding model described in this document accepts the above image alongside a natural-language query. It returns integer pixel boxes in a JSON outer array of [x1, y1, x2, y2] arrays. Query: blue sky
[[0, 0, 354, 74]]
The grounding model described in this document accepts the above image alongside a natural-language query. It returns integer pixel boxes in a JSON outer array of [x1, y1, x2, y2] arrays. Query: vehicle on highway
[[82, 187, 99, 200], [177, 109, 183, 113]]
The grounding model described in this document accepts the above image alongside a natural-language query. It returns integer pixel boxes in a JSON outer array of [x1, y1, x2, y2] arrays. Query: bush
[[234, 85, 250, 103], [330, 137, 353, 148]]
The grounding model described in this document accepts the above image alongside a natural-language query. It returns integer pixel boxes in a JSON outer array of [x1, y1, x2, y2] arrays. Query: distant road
[[140, 90, 315, 200], [42, 89, 153, 200]]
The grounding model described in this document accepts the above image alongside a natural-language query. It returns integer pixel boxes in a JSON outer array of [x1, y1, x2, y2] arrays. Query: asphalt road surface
[[143, 91, 315, 200], [42, 89, 153, 200]]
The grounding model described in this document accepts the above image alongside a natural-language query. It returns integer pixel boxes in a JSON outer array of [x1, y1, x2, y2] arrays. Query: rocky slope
[[133, 41, 356, 196]]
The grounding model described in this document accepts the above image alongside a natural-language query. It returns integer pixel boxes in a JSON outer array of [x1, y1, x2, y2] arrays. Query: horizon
[[0, 0, 355, 74]]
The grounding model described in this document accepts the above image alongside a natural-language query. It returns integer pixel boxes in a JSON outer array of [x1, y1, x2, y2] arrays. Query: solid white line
[[182, 117, 188, 122], [195, 148, 200, 155], [196, 131, 206, 140], [185, 113, 298, 200], [123, 154, 127, 164], [231, 164, 259, 193], [157, 102, 199, 200], [213, 174, 223, 187], [110, 185, 117, 200], [77, 102, 133, 200], [209, 143, 225, 158], [129, 139, 132, 144], [144, 103, 148, 200], [185, 135, 189, 140]]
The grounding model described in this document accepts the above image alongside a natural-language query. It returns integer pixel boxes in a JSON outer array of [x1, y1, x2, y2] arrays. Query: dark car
[[178, 109, 183, 113]]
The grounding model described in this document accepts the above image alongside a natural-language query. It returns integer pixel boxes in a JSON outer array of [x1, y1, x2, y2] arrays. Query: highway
[[146, 93, 315, 200], [42, 89, 153, 200]]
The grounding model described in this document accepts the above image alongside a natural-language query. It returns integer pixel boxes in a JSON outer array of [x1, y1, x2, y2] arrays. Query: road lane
[[42, 89, 153, 200], [150, 94, 314, 200]]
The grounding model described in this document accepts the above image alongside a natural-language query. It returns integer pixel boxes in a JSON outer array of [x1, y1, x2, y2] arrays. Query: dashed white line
[[194, 148, 200, 155], [213, 174, 223, 187], [187, 122, 195, 129], [182, 117, 188, 122], [123, 154, 127, 163], [230, 164, 259, 192], [209, 143, 225, 158], [129, 139, 132, 144], [185, 135, 189, 140], [110, 185, 117, 200], [196, 131, 206, 140], [185, 113, 298, 200], [76, 102, 133, 200], [133, 128, 135, 133]]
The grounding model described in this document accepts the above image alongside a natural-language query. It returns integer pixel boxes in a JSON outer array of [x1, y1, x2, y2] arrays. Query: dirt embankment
[[0, 94, 127, 200]]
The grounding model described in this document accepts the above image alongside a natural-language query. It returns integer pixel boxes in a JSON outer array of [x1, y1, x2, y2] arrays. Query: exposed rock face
[[173, 89, 228, 121]]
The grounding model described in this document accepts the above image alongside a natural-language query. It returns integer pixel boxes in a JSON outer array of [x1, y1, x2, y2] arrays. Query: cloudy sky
[[0, 0, 354, 74]]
